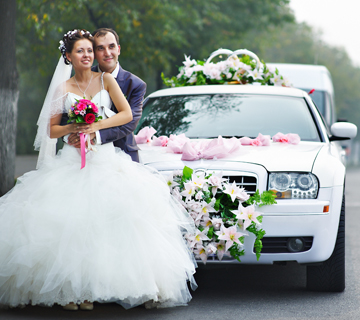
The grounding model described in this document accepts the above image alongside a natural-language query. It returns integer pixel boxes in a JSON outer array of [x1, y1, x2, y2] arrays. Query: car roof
[[147, 85, 309, 99], [266, 63, 333, 92]]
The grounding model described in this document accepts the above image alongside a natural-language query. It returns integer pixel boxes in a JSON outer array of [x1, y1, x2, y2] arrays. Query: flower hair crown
[[58, 29, 92, 54], [162, 48, 291, 87]]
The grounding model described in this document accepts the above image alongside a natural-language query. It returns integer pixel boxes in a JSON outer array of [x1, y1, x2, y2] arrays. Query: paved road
[[2, 163, 360, 319]]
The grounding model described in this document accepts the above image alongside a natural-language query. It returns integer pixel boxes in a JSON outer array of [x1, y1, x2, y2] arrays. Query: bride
[[0, 29, 196, 311]]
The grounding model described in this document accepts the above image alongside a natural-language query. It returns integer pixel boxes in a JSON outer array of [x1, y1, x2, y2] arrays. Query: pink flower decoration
[[239, 137, 252, 145], [240, 133, 271, 146], [135, 126, 157, 144], [166, 134, 189, 153], [272, 132, 300, 144], [152, 135, 169, 147], [251, 139, 262, 146]]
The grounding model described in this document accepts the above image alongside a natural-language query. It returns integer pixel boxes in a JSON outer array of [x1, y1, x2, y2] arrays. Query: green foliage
[[247, 223, 266, 260], [246, 190, 277, 207], [229, 245, 245, 262], [182, 166, 193, 182]]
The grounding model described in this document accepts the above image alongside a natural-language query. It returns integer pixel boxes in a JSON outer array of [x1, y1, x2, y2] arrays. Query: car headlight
[[268, 173, 319, 199]]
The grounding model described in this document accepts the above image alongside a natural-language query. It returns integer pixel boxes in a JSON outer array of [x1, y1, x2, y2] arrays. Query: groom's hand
[[68, 132, 96, 148]]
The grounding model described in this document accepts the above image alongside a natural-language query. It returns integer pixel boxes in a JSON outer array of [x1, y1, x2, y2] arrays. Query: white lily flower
[[183, 55, 197, 68], [166, 174, 179, 189]]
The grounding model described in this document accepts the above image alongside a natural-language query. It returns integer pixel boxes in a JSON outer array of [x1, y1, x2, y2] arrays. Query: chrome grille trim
[[222, 173, 258, 195]]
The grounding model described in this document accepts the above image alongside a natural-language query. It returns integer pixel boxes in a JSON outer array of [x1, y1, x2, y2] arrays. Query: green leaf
[[260, 190, 277, 207], [76, 115, 85, 123], [214, 194, 223, 211], [182, 166, 193, 182], [246, 189, 260, 205], [207, 226, 214, 239]]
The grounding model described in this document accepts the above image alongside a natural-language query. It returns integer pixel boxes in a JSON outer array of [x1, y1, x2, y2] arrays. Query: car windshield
[[137, 94, 321, 141]]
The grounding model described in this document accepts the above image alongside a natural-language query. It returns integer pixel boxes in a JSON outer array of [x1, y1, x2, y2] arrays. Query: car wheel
[[306, 194, 345, 292]]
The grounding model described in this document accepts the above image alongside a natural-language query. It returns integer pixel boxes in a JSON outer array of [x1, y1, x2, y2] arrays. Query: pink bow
[[240, 133, 271, 146], [272, 132, 300, 144], [181, 136, 240, 161], [135, 127, 157, 144], [152, 135, 169, 147], [166, 134, 189, 154]]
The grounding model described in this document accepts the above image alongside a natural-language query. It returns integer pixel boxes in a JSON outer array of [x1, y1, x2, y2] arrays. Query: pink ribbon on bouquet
[[80, 133, 86, 169], [79, 133, 96, 169]]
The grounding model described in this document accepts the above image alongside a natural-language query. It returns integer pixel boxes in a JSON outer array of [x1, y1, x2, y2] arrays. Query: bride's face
[[66, 39, 94, 70]]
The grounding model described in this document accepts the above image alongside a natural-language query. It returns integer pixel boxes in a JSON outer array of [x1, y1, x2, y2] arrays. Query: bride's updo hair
[[59, 29, 94, 65]]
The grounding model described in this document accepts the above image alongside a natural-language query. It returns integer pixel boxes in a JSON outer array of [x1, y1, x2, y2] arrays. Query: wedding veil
[[34, 57, 72, 169]]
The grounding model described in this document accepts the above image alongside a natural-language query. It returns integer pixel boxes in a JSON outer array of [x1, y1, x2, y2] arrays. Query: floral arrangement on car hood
[[168, 166, 276, 263], [162, 48, 290, 87]]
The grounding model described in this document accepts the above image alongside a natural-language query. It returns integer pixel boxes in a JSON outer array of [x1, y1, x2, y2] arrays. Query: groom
[[67, 28, 146, 162]]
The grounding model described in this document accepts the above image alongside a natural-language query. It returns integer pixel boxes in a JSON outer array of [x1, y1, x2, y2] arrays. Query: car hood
[[139, 141, 325, 172]]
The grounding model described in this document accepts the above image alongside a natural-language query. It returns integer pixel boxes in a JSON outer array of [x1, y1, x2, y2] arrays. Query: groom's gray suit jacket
[[92, 65, 146, 162]]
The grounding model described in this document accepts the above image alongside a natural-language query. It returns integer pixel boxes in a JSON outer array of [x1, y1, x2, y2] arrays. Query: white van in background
[[267, 63, 336, 126]]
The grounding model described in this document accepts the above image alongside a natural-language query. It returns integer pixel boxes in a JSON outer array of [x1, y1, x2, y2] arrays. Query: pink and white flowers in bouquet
[[67, 98, 102, 124], [168, 166, 277, 264]]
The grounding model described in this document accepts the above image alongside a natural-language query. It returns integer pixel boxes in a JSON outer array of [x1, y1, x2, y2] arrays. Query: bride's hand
[[77, 122, 99, 135], [69, 122, 90, 134], [68, 131, 96, 148]]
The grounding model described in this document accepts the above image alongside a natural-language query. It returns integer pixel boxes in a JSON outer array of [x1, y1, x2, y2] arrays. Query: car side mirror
[[329, 122, 357, 141]]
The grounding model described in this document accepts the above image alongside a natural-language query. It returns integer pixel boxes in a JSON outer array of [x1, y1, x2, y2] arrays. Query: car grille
[[258, 236, 313, 253], [223, 175, 257, 195]]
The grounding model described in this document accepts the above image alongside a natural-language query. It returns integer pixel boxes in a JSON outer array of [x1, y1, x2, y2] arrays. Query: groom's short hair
[[93, 28, 120, 46]]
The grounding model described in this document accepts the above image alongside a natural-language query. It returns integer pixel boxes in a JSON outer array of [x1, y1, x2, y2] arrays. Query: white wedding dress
[[0, 86, 197, 308]]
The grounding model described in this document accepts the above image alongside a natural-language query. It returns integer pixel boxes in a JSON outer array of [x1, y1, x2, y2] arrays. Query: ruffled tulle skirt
[[0, 144, 196, 308]]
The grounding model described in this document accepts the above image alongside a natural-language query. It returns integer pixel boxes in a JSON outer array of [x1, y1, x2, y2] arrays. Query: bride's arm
[[50, 114, 79, 139], [79, 73, 132, 136], [50, 74, 132, 139]]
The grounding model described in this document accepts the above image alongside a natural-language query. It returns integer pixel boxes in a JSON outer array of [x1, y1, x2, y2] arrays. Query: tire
[[306, 194, 345, 292]]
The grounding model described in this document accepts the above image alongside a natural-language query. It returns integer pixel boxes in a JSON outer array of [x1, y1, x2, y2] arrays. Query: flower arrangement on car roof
[[162, 48, 291, 87]]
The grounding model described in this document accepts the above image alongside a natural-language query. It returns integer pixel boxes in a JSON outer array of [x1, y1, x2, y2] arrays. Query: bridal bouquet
[[67, 99, 102, 169], [168, 166, 276, 263], [67, 98, 102, 124]]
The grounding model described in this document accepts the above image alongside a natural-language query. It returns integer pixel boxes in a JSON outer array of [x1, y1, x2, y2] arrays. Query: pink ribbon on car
[[181, 136, 240, 161], [272, 132, 300, 144]]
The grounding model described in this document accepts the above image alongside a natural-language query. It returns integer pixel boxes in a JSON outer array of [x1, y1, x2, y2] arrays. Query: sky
[[289, 0, 360, 66]]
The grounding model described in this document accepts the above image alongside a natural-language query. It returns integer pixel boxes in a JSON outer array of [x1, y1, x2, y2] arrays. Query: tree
[[0, 0, 18, 196]]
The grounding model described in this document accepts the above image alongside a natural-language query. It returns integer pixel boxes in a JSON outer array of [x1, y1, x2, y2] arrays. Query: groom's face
[[94, 32, 121, 73]]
